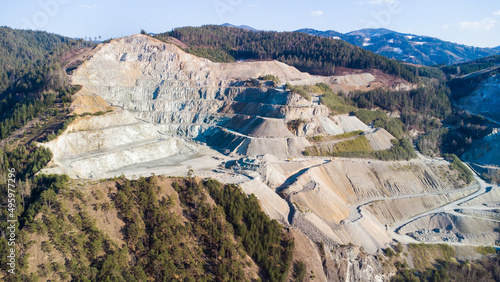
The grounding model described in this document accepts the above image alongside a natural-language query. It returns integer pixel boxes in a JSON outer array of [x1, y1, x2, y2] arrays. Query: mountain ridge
[[218, 24, 499, 66], [298, 28, 500, 66]]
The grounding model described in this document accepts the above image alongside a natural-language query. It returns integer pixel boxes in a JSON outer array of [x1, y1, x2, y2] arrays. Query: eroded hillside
[[34, 34, 500, 281], [41, 34, 403, 178]]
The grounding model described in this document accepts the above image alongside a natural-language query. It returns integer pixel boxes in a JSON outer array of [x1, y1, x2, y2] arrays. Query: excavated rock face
[[42, 34, 387, 178], [71, 35, 325, 134], [39, 34, 498, 281], [69, 35, 347, 157]]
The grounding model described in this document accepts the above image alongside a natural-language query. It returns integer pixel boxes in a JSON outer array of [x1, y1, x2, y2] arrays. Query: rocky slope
[[37, 34, 500, 281], [42, 34, 396, 178]]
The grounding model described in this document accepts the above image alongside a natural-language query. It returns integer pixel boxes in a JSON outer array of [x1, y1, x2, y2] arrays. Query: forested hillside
[[0, 27, 74, 94], [441, 55, 500, 77], [0, 174, 296, 281], [156, 25, 421, 83], [0, 28, 96, 281], [0, 27, 87, 141]]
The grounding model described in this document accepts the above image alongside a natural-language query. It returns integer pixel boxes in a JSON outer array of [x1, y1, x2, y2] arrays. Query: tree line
[[157, 25, 424, 83]]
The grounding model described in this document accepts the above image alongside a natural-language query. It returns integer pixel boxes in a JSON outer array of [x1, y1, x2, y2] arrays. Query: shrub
[[258, 74, 281, 86], [285, 83, 311, 101], [444, 154, 474, 184], [321, 92, 357, 114], [475, 246, 496, 256]]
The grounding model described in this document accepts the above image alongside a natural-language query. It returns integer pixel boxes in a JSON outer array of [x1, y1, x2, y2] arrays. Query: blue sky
[[1, 0, 499, 47]]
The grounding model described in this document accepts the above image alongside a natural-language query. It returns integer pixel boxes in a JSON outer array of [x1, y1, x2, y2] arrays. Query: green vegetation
[[354, 109, 388, 124], [442, 110, 493, 156], [441, 55, 500, 76], [0, 84, 81, 141], [393, 244, 500, 282], [308, 130, 363, 142], [475, 246, 496, 256], [1, 172, 295, 280], [284, 82, 358, 114], [385, 247, 396, 257], [287, 119, 306, 135], [184, 46, 235, 63], [44, 115, 77, 142], [315, 82, 333, 93], [305, 138, 416, 161], [330, 135, 372, 153], [444, 154, 474, 184], [78, 109, 113, 117], [293, 261, 307, 282], [0, 92, 56, 139], [406, 64, 446, 80], [0, 144, 62, 277], [408, 243, 456, 270], [284, 82, 357, 111], [351, 84, 452, 131], [315, 83, 356, 114], [285, 83, 312, 101], [355, 109, 406, 139], [0, 26, 86, 141], [207, 179, 294, 281], [320, 92, 357, 114], [0, 26, 79, 95], [417, 127, 448, 157], [258, 74, 281, 86], [393, 257, 500, 282], [304, 135, 372, 156], [157, 25, 420, 83], [112, 177, 249, 281]]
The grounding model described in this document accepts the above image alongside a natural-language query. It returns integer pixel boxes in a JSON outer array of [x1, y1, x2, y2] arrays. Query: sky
[[1, 0, 499, 48]]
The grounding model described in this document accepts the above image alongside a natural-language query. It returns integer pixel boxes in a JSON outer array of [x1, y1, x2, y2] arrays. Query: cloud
[[443, 24, 450, 30], [310, 10, 324, 17], [493, 9, 500, 16], [459, 18, 497, 31], [247, 3, 260, 8]]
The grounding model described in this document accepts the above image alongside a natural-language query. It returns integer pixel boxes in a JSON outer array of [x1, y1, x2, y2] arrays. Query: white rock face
[[69, 35, 336, 152], [42, 34, 341, 178]]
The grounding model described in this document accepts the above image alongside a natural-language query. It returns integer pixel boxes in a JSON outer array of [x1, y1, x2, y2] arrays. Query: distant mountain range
[[297, 28, 500, 66], [218, 24, 499, 66]]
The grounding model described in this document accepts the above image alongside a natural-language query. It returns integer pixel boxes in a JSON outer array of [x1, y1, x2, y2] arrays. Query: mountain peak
[[296, 28, 343, 39], [220, 23, 257, 31], [346, 28, 398, 37], [297, 27, 500, 65]]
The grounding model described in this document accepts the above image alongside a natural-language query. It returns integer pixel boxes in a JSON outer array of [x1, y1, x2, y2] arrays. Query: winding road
[[387, 165, 500, 247], [391, 174, 490, 234]]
